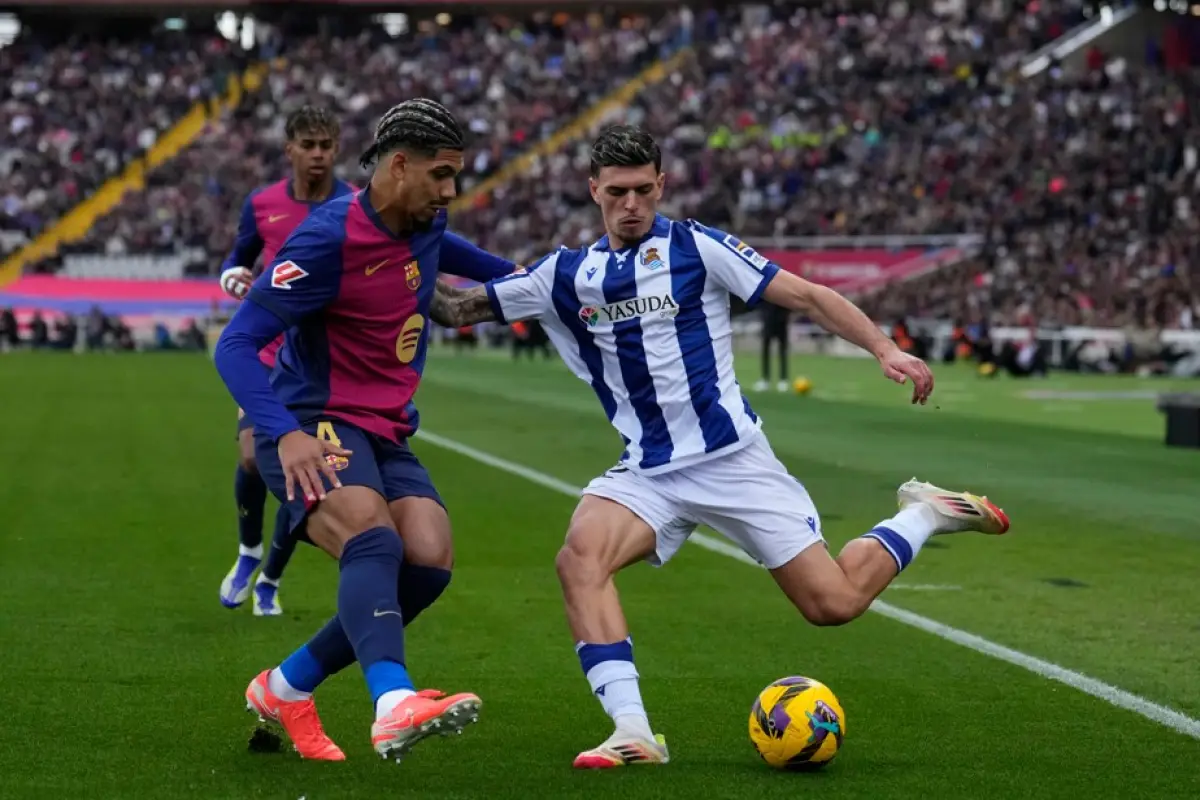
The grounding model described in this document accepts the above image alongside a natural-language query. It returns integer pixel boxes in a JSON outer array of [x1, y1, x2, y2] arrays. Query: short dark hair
[[589, 125, 661, 178], [285, 105, 340, 140], [359, 98, 465, 169]]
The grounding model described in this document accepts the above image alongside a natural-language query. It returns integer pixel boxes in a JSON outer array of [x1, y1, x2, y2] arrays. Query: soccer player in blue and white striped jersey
[[432, 125, 1011, 768]]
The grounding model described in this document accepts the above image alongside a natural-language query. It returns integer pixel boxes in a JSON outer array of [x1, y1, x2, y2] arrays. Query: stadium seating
[[9, 5, 1198, 332], [0, 29, 244, 243], [447, 5, 1199, 330], [52, 12, 692, 274]]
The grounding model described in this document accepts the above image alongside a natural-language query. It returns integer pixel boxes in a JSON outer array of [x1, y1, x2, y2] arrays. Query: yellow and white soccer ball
[[749, 676, 845, 770], [791, 377, 813, 395]]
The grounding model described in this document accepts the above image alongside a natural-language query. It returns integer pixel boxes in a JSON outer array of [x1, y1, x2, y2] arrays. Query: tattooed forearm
[[429, 281, 497, 327], [429, 281, 467, 327]]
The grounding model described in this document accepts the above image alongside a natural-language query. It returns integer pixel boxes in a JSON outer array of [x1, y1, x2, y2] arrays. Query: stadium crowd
[[0, 29, 243, 239], [451, 4, 1198, 333], [54, 12, 691, 264], [5, 2, 1197, 334]]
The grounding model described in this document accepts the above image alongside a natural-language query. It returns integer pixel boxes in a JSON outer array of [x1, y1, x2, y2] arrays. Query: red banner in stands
[[763, 247, 966, 294]]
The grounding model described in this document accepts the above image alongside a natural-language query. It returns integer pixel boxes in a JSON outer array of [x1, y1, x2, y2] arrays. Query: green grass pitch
[[2, 348, 1199, 799]]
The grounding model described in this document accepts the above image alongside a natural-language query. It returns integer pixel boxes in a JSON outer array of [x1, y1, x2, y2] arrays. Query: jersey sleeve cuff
[[247, 288, 299, 327], [264, 421, 302, 444], [745, 263, 781, 308], [484, 282, 509, 324]]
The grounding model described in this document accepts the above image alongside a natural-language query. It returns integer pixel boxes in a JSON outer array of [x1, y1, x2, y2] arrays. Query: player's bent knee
[[307, 486, 394, 558], [559, 496, 656, 583], [237, 431, 257, 472], [389, 497, 453, 570], [556, 519, 646, 589], [771, 542, 870, 626], [793, 592, 866, 627], [555, 537, 609, 589]]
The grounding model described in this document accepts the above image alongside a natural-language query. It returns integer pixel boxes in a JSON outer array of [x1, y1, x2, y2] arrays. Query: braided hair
[[358, 98, 465, 169]]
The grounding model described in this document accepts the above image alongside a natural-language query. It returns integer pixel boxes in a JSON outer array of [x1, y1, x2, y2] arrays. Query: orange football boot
[[371, 688, 482, 760], [245, 669, 345, 761]]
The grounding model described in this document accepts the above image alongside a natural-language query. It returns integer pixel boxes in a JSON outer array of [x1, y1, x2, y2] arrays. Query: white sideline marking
[[889, 584, 963, 591], [417, 429, 1200, 741]]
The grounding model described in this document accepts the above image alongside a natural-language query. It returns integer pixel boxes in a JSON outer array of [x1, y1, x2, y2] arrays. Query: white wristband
[[220, 266, 253, 300]]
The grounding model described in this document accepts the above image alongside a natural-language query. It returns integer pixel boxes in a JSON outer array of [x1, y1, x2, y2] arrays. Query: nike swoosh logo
[[373, 609, 403, 618], [267, 214, 290, 223], [586, 268, 598, 279], [365, 259, 388, 276]]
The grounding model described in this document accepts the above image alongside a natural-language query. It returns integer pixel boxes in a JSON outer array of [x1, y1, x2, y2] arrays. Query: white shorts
[[582, 434, 825, 570]]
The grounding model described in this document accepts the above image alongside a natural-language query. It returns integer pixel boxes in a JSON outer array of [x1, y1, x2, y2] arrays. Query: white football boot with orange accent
[[573, 730, 670, 769], [371, 689, 481, 761], [245, 670, 345, 761], [897, 479, 1010, 535]]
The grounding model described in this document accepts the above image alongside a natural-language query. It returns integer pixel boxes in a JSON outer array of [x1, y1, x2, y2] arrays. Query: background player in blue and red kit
[[214, 99, 518, 761], [217, 105, 356, 618]]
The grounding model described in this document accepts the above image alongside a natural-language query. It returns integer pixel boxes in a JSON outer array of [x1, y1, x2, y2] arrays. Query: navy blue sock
[[261, 506, 298, 582], [235, 464, 267, 549], [398, 564, 452, 626], [274, 563, 453, 695], [273, 562, 451, 696], [338, 527, 413, 702]]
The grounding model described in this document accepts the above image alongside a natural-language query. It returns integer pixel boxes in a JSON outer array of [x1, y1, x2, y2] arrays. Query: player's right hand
[[278, 431, 353, 503], [220, 266, 254, 301], [877, 346, 935, 405]]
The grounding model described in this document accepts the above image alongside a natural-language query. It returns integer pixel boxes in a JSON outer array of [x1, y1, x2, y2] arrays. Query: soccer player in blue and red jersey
[[217, 106, 356, 617], [214, 99, 517, 762]]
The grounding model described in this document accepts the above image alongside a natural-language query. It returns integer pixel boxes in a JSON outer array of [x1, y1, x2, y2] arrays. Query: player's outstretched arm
[[688, 221, 934, 405], [762, 271, 934, 404], [440, 232, 519, 283], [431, 248, 558, 329], [429, 281, 496, 328]]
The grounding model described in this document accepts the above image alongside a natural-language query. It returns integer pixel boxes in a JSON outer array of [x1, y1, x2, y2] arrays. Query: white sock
[[585, 661, 653, 741], [256, 575, 278, 587], [375, 688, 416, 719], [866, 503, 941, 571], [267, 667, 310, 702], [239, 544, 264, 560]]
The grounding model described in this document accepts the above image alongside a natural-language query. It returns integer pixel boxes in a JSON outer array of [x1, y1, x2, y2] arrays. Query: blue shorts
[[253, 417, 443, 543]]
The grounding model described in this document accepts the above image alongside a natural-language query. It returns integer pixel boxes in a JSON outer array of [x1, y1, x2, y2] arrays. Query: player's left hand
[[221, 266, 254, 301], [877, 347, 934, 405], [278, 431, 353, 503]]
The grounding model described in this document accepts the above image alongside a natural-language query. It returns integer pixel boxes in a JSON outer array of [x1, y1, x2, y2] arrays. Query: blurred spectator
[[16, 3, 1197, 336], [0, 28, 237, 238], [60, 12, 689, 272]]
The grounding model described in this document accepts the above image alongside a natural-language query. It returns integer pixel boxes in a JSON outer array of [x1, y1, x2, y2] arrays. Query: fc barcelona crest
[[641, 247, 664, 271], [404, 260, 421, 291]]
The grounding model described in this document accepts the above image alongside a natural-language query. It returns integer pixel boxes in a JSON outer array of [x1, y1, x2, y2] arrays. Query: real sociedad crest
[[640, 247, 665, 271]]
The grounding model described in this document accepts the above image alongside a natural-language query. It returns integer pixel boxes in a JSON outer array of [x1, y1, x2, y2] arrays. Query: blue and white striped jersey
[[484, 214, 782, 475]]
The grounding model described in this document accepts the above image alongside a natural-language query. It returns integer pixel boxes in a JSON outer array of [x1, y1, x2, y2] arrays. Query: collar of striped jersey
[[592, 214, 671, 253]]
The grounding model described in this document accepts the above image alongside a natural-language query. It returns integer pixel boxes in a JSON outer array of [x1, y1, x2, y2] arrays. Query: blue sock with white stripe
[[577, 637, 653, 740], [862, 504, 941, 572]]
